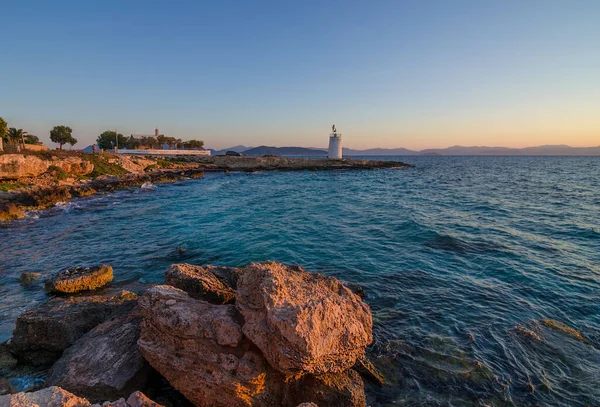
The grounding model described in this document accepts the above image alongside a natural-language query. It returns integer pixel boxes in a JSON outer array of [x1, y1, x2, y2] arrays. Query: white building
[[328, 125, 342, 159]]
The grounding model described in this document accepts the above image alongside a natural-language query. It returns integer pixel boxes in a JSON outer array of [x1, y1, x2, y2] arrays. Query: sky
[[1, 0, 599, 150]]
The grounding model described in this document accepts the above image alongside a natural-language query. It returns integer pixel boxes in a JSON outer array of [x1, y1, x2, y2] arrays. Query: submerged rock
[[19, 272, 42, 286], [45, 265, 114, 294], [236, 262, 373, 375], [353, 356, 385, 386], [0, 378, 16, 396], [46, 310, 148, 401], [0, 386, 90, 407], [138, 285, 278, 407], [11, 291, 138, 365], [284, 370, 366, 407], [164, 264, 236, 304]]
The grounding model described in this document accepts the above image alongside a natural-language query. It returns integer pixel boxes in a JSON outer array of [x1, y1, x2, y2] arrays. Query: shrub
[[83, 154, 129, 177], [47, 165, 69, 181]]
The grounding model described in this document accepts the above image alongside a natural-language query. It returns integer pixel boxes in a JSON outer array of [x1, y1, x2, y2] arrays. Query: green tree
[[6, 128, 27, 147], [24, 135, 40, 145], [0, 117, 7, 142], [97, 131, 127, 150], [50, 125, 77, 150], [183, 139, 204, 149], [156, 134, 167, 149], [140, 136, 157, 148]]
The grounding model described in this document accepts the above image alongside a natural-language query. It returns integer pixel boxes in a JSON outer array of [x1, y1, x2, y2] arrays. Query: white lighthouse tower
[[328, 125, 342, 159]]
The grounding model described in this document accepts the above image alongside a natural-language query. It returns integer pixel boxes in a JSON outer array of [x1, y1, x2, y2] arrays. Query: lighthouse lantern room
[[328, 125, 342, 159]]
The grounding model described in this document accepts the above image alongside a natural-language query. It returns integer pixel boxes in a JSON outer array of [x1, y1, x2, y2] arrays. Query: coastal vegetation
[[97, 130, 205, 151], [49, 126, 77, 150]]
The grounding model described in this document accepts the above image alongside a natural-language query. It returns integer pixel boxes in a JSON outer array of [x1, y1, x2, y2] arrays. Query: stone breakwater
[[1, 262, 380, 407], [172, 155, 411, 172], [0, 153, 410, 221]]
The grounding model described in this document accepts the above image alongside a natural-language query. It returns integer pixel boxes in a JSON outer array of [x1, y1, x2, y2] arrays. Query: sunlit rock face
[[235, 262, 373, 375], [137, 285, 280, 407]]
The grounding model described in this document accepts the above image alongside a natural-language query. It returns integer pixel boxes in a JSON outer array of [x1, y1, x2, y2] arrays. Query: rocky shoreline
[[0, 152, 411, 221], [0, 261, 382, 407]]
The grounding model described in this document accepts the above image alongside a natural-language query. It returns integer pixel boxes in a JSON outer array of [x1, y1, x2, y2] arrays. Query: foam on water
[[0, 156, 599, 406]]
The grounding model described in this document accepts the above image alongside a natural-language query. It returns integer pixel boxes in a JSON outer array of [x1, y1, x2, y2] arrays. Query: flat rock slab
[[45, 265, 114, 294], [46, 310, 148, 401], [165, 264, 236, 304], [11, 291, 138, 365], [0, 386, 90, 407], [236, 262, 373, 375], [0, 387, 163, 407]]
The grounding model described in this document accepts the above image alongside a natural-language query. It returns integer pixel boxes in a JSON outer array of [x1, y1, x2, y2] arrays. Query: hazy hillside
[[208, 144, 600, 156], [241, 146, 327, 156]]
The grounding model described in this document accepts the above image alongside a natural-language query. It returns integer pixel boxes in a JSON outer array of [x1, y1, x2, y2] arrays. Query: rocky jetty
[[176, 155, 411, 172], [45, 265, 114, 294], [3, 261, 378, 407]]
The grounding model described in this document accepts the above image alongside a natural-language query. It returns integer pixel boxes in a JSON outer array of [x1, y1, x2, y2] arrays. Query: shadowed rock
[[0, 342, 17, 374], [45, 265, 114, 294], [236, 262, 373, 375], [165, 264, 236, 304], [138, 285, 279, 407], [124, 392, 165, 407], [0, 379, 16, 396], [284, 370, 366, 407], [11, 291, 138, 365], [46, 310, 149, 401], [353, 356, 385, 386], [203, 265, 244, 289]]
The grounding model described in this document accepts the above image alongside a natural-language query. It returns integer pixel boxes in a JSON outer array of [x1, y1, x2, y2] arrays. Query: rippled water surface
[[1, 156, 599, 406]]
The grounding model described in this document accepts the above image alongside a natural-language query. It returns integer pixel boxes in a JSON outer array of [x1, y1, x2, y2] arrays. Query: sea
[[0, 156, 599, 406]]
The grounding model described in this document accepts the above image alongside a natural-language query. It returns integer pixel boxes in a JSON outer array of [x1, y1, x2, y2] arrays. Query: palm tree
[[6, 128, 27, 149]]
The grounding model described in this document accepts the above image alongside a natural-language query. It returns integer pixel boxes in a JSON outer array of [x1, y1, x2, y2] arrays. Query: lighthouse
[[328, 125, 342, 159]]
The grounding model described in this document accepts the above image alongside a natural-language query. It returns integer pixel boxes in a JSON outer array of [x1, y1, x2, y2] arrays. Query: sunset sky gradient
[[1, 0, 598, 150]]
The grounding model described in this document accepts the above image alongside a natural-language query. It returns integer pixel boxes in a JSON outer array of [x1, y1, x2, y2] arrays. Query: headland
[[0, 151, 410, 221]]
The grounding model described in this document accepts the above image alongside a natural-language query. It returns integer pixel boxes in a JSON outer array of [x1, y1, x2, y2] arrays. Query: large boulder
[[137, 285, 280, 407], [52, 157, 93, 176], [11, 291, 138, 365], [236, 262, 373, 375], [0, 386, 90, 407], [0, 154, 49, 180], [46, 310, 148, 401], [45, 265, 114, 294], [165, 264, 236, 304]]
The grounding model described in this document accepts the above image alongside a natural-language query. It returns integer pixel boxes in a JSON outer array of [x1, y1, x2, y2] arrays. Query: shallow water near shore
[[1, 156, 599, 406]]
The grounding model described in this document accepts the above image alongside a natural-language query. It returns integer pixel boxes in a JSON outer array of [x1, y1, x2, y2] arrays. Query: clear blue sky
[[1, 0, 598, 150]]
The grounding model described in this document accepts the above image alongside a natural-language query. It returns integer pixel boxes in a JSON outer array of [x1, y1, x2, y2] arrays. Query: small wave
[[423, 234, 507, 254], [140, 182, 157, 191]]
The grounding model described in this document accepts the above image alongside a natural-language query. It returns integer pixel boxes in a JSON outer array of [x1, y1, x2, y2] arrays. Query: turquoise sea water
[[0, 156, 599, 406]]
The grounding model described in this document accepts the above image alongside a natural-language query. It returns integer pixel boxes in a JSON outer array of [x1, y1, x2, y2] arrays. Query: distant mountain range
[[209, 144, 600, 156]]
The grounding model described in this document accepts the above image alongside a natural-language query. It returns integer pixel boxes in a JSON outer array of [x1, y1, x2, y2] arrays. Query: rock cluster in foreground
[[3, 261, 378, 407], [0, 387, 163, 407]]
